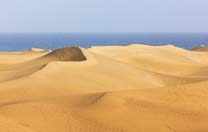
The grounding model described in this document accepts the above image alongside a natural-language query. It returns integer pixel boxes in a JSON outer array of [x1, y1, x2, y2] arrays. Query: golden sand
[[0, 45, 208, 132]]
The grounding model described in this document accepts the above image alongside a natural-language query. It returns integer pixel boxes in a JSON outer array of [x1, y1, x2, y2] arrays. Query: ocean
[[0, 33, 207, 51]]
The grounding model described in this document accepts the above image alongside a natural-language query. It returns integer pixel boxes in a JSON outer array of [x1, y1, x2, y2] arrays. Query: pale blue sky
[[0, 0, 207, 32]]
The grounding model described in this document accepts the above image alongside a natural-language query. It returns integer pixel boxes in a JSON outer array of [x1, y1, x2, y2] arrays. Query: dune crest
[[30, 47, 46, 52], [40, 47, 87, 62], [0, 47, 86, 82]]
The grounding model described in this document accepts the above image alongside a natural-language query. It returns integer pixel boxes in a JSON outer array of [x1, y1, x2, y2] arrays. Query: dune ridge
[[0, 47, 86, 83], [40, 47, 86, 62], [0, 44, 208, 132]]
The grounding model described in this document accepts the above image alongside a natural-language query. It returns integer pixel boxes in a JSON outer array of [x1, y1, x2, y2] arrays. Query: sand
[[0, 44, 208, 132]]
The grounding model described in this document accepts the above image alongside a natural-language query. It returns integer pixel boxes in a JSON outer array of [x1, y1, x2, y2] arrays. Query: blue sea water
[[0, 33, 208, 51]]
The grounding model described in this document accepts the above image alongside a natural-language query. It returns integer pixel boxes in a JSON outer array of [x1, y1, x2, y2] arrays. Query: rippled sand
[[0, 44, 208, 132]]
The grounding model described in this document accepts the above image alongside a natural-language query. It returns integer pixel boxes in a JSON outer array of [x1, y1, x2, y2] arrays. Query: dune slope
[[0, 47, 86, 82], [0, 45, 208, 132]]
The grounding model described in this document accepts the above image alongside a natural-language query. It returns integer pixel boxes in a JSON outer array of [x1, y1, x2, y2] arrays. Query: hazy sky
[[0, 0, 207, 32]]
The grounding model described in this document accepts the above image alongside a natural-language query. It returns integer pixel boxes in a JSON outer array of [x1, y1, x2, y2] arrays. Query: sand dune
[[0, 47, 86, 82], [0, 44, 208, 132]]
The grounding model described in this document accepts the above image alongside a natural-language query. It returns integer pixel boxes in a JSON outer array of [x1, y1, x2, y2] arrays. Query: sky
[[0, 0, 207, 33]]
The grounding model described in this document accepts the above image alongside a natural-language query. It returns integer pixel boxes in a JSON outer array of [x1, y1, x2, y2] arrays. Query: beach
[[0, 44, 208, 132]]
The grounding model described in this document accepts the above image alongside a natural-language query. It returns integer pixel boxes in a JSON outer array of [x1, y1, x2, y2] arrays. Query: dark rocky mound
[[41, 47, 87, 61], [192, 45, 208, 52]]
